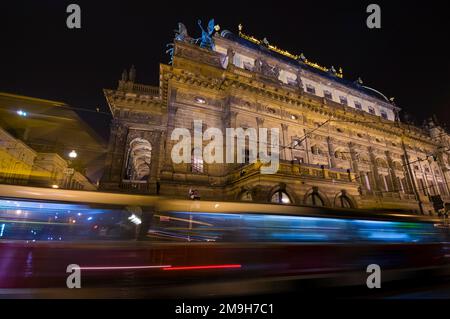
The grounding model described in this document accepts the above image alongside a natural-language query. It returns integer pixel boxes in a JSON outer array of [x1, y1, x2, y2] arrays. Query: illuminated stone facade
[[101, 28, 450, 214], [0, 126, 96, 190], [0, 92, 103, 190]]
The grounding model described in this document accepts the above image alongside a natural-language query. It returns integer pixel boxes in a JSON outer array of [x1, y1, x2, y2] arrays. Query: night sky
[[1, 1, 449, 139]]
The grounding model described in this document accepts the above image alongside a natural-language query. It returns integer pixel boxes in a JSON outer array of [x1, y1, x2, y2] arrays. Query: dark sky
[[1, 1, 449, 139]]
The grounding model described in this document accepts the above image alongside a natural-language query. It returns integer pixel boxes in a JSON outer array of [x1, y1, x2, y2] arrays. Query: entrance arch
[[125, 138, 152, 181]]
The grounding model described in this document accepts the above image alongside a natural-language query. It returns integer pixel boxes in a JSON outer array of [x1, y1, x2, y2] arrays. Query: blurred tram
[[0, 184, 449, 291]]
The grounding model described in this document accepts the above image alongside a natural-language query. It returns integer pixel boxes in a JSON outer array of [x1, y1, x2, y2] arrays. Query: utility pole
[[401, 137, 424, 214]]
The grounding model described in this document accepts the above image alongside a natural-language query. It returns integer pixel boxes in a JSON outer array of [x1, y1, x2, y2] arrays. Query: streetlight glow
[[16, 110, 27, 117], [68, 150, 78, 159]]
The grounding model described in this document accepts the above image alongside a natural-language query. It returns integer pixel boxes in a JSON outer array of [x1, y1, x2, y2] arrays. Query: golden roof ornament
[[237, 27, 343, 78]]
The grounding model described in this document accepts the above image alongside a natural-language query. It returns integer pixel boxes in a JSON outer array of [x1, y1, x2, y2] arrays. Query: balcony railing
[[120, 180, 151, 193], [228, 161, 356, 183], [361, 190, 416, 201], [118, 80, 160, 97]]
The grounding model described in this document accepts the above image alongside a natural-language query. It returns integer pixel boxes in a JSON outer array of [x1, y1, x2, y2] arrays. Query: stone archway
[[303, 187, 330, 207], [268, 183, 297, 205], [333, 190, 356, 208], [270, 190, 292, 204], [125, 138, 152, 181], [235, 185, 254, 202]]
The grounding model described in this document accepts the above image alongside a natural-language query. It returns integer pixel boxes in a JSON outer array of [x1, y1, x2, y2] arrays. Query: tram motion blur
[[0, 184, 449, 290]]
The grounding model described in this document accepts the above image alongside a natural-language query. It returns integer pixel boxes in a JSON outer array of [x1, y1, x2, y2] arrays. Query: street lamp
[[68, 150, 78, 159], [66, 150, 78, 189], [16, 110, 28, 117]]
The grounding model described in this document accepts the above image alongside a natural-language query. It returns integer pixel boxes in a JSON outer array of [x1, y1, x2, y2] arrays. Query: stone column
[[230, 110, 239, 128], [304, 128, 311, 164], [401, 153, 417, 195], [418, 159, 430, 196], [256, 116, 265, 159], [226, 110, 239, 170], [327, 137, 336, 168], [281, 123, 289, 161], [437, 153, 450, 195], [385, 151, 399, 192], [161, 102, 178, 173], [368, 147, 381, 191], [296, 68, 303, 93], [156, 130, 165, 180], [348, 142, 360, 175], [226, 48, 235, 69]]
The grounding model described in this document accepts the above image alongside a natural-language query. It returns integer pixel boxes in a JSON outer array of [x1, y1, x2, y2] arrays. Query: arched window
[[191, 148, 204, 173], [271, 191, 291, 204], [305, 191, 325, 207], [359, 154, 370, 163], [335, 194, 353, 208], [240, 191, 253, 202], [311, 145, 322, 155], [125, 138, 152, 181], [334, 150, 347, 160], [393, 161, 403, 171], [376, 158, 388, 168], [379, 174, 391, 191]]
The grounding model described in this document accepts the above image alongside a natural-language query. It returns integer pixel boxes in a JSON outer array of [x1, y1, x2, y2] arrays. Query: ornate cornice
[[160, 51, 435, 148]]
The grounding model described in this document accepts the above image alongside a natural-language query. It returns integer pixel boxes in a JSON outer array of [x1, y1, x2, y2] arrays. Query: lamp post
[[65, 150, 78, 189]]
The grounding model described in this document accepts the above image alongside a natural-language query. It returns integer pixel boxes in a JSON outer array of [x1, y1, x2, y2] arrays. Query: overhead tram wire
[[10, 112, 447, 161], [51, 104, 112, 116]]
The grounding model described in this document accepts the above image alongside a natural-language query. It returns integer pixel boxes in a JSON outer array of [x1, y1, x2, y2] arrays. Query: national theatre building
[[100, 21, 450, 215]]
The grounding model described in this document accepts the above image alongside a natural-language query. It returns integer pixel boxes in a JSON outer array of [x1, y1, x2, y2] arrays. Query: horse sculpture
[[165, 22, 191, 64], [195, 18, 216, 50], [166, 19, 217, 64]]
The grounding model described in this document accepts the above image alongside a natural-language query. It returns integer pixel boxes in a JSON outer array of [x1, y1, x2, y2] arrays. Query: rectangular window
[[398, 177, 405, 193], [324, 90, 333, 100], [355, 102, 362, 110], [380, 110, 388, 119], [438, 182, 447, 196], [287, 77, 297, 86], [244, 149, 250, 164], [364, 173, 371, 191], [418, 178, 426, 195], [233, 55, 242, 68], [368, 107, 376, 115], [382, 175, 389, 192], [306, 84, 316, 94], [402, 177, 411, 194], [339, 96, 348, 105], [428, 180, 436, 196]]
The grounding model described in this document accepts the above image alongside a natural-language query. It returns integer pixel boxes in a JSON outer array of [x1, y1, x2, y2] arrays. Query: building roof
[[220, 30, 396, 108]]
